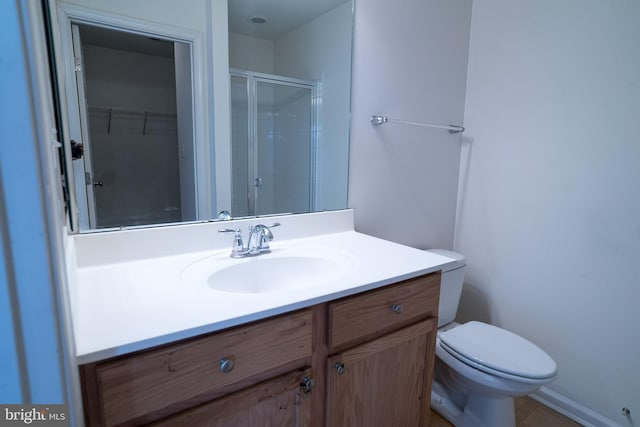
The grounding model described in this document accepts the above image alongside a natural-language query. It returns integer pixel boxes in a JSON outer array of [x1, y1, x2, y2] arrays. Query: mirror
[[227, 0, 352, 218], [53, 0, 353, 232]]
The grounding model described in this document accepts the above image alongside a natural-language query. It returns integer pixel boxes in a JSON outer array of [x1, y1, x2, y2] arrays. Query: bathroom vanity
[[70, 211, 453, 426], [79, 273, 440, 426]]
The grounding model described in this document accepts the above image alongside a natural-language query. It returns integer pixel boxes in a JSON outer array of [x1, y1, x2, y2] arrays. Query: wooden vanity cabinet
[[326, 320, 436, 426], [79, 272, 440, 427], [325, 273, 440, 427]]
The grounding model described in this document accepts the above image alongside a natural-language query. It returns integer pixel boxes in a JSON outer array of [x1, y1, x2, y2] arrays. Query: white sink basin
[[180, 246, 355, 294]]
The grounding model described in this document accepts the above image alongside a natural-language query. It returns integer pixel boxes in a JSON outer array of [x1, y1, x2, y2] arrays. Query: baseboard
[[531, 386, 626, 427]]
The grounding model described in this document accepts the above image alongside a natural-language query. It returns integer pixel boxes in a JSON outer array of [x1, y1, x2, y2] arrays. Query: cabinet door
[[152, 368, 312, 427], [326, 319, 436, 427]]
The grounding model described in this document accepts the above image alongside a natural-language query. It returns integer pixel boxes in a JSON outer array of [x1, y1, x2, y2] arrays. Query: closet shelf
[[88, 106, 177, 135]]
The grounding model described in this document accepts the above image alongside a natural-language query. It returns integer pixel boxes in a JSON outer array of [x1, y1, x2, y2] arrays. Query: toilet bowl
[[427, 249, 557, 427]]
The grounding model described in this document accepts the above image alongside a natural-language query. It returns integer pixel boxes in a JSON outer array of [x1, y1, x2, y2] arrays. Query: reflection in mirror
[[56, 0, 353, 232], [71, 25, 196, 229], [228, 0, 353, 218], [230, 71, 315, 217]]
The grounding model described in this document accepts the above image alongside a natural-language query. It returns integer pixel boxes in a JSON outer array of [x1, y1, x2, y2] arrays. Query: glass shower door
[[230, 75, 250, 216], [230, 71, 315, 217], [255, 79, 313, 216]]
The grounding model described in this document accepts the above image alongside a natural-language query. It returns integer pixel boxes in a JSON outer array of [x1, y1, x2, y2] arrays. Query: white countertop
[[70, 212, 454, 364]]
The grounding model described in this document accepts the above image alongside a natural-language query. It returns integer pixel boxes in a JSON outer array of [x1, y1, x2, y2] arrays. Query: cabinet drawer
[[328, 273, 440, 351], [150, 368, 312, 427], [96, 310, 312, 426]]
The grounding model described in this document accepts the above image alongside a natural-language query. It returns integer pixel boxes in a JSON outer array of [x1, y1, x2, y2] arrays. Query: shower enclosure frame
[[230, 69, 319, 217]]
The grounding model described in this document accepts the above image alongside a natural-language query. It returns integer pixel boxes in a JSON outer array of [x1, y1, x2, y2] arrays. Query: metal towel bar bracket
[[370, 115, 464, 134]]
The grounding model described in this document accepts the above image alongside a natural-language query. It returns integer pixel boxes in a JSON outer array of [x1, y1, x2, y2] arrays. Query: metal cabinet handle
[[335, 362, 346, 375], [300, 376, 314, 393], [391, 304, 403, 314], [219, 357, 235, 374]]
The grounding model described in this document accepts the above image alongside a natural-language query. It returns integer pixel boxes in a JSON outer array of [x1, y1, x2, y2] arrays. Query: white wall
[[82, 45, 177, 112], [456, 1, 640, 425], [348, 0, 472, 249], [1, 0, 77, 418], [229, 32, 274, 74]]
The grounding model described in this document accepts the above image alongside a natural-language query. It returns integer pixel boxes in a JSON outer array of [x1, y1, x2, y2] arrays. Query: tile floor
[[429, 396, 582, 427]]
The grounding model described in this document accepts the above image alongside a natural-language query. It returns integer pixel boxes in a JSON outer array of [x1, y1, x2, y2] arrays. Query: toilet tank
[[426, 249, 466, 328]]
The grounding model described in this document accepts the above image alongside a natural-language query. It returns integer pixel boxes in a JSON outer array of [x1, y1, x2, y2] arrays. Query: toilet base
[[431, 380, 516, 427]]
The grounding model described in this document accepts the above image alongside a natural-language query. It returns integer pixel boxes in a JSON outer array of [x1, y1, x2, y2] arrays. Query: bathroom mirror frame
[[54, 3, 211, 233]]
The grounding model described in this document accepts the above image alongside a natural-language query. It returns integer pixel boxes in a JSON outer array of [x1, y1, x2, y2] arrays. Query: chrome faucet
[[219, 223, 280, 258], [247, 224, 274, 254]]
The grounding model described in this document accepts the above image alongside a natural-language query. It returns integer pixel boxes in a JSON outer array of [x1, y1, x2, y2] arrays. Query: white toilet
[[427, 249, 557, 427]]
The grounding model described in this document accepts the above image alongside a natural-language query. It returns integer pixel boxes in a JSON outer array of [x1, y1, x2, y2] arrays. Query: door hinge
[[84, 172, 91, 185], [74, 57, 82, 72]]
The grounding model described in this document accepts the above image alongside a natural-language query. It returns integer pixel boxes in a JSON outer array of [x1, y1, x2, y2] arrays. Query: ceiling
[[78, 0, 350, 57], [228, 0, 350, 40], [79, 25, 175, 58]]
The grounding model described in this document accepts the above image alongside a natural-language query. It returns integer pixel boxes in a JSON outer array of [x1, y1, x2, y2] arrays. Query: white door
[[70, 23, 97, 228], [174, 42, 197, 222]]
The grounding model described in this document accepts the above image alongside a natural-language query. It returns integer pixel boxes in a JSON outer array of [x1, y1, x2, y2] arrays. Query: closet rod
[[88, 106, 177, 118], [370, 115, 464, 134]]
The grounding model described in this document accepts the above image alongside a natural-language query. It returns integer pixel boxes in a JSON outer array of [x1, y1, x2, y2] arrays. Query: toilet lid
[[439, 321, 557, 380]]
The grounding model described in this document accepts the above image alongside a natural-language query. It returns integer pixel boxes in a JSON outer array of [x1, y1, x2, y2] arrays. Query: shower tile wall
[[231, 76, 313, 217], [273, 89, 312, 214], [256, 96, 276, 214]]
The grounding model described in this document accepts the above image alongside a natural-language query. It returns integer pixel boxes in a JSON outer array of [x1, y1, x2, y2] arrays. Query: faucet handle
[[218, 228, 240, 233], [218, 228, 245, 257], [247, 223, 280, 232]]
